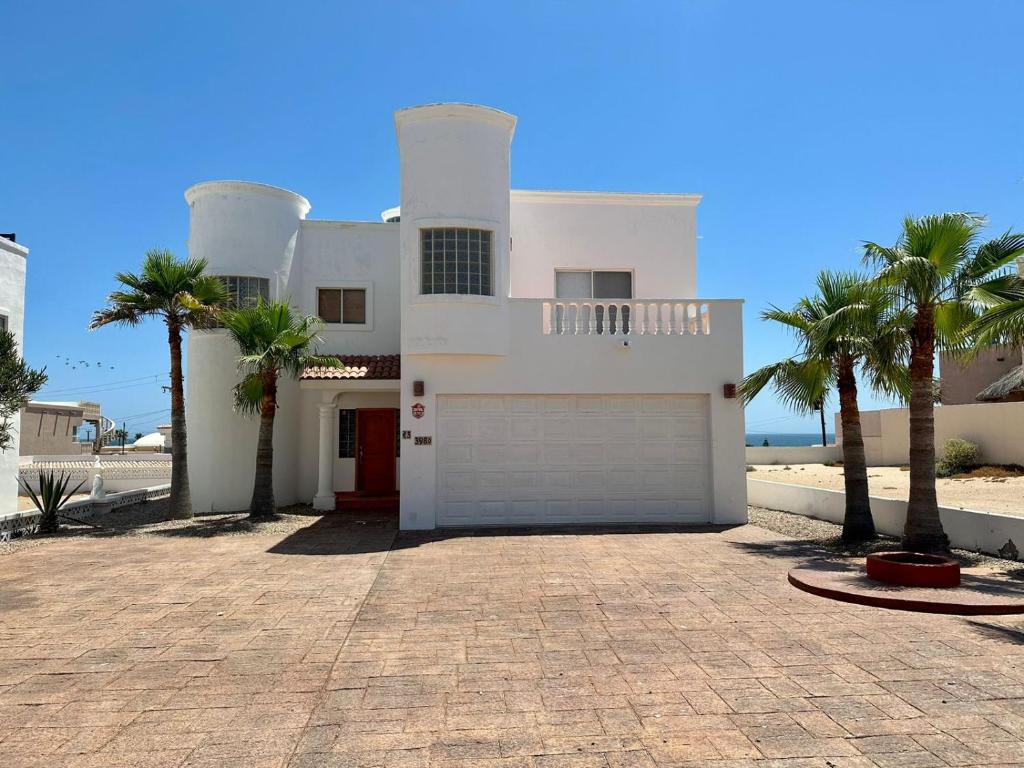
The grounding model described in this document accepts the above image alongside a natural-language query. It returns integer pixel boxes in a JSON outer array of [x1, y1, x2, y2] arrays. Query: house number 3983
[[414, 436, 432, 446]]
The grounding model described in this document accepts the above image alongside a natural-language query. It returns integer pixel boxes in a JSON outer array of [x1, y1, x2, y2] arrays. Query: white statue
[[89, 456, 105, 500]]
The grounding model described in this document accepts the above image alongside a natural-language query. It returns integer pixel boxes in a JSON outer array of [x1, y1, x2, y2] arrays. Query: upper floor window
[[318, 288, 366, 325], [221, 276, 269, 308], [555, 270, 633, 299], [421, 228, 493, 296], [0, 315, 7, 333]]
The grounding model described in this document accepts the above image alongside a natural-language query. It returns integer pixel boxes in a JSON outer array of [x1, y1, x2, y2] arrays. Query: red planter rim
[[866, 551, 961, 588]]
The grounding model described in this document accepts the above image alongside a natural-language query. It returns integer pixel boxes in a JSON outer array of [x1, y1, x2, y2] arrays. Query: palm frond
[[233, 373, 264, 416]]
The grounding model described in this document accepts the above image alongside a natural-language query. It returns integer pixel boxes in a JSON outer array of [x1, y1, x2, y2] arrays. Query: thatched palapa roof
[[976, 364, 1024, 402]]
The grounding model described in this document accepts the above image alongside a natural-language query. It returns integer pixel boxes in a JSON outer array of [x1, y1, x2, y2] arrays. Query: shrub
[[746, 465, 755, 472], [938, 438, 980, 477], [17, 471, 84, 534]]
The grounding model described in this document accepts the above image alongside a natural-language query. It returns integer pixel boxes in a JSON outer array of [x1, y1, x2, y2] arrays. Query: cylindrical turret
[[183, 181, 310, 513], [395, 103, 516, 355]]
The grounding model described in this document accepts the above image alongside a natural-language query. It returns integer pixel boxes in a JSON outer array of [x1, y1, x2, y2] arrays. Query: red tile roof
[[301, 354, 400, 381]]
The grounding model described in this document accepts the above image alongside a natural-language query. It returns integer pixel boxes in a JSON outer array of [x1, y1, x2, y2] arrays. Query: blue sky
[[3, 0, 1022, 439]]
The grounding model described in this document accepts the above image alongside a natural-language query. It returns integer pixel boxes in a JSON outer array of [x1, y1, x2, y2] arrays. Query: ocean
[[746, 433, 835, 447]]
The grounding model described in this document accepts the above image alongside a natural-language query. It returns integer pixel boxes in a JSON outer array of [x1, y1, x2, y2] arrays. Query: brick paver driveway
[[3, 517, 1024, 767]]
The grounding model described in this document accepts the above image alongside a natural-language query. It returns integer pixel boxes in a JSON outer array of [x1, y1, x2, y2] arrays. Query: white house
[[1, 234, 28, 518], [185, 103, 747, 529]]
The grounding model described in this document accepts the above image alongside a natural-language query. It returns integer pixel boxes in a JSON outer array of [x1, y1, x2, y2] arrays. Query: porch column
[[312, 403, 335, 510]]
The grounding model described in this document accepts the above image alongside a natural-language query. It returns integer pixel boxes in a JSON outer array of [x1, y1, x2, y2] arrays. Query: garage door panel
[[543, 418, 575, 440], [573, 443, 605, 464], [437, 395, 709, 526], [477, 418, 509, 441]]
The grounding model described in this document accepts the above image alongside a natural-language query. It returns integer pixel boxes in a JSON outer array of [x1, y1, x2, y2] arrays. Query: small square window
[[318, 289, 342, 324], [318, 288, 368, 325], [342, 289, 366, 324]]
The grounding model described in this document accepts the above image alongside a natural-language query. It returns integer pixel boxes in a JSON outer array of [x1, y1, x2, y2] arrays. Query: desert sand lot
[[750, 463, 1024, 516]]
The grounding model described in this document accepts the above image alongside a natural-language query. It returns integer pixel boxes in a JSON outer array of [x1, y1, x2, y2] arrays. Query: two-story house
[[185, 103, 747, 529]]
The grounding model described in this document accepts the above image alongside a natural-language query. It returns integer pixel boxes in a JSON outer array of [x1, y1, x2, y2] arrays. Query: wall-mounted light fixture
[[413, 380, 425, 397]]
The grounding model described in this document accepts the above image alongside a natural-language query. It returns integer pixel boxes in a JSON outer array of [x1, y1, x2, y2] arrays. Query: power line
[[35, 372, 169, 398]]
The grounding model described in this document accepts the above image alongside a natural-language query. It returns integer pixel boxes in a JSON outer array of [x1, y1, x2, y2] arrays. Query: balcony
[[537, 299, 734, 336]]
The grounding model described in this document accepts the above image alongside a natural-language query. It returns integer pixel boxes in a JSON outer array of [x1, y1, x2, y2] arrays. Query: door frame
[[355, 408, 397, 494]]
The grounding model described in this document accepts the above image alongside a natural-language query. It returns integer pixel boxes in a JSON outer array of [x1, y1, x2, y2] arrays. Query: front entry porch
[[299, 358, 402, 512]]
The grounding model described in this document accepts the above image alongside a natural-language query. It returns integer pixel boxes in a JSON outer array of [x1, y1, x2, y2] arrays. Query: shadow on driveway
[[266, 512, 397, 555], [266, 517, 746, 556]]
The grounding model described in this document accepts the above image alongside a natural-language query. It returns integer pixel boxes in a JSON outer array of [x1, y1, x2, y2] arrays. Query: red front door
[[356, 409, 396, 495]]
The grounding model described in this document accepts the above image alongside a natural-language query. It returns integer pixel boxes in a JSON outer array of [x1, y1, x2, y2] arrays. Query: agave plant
[[17, 471, 85, 534]]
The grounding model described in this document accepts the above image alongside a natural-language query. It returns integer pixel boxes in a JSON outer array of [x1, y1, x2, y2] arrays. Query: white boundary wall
[[745, 445, 843, 465], [748, 477, 1024, 556], [837, 401, 1024, 466]]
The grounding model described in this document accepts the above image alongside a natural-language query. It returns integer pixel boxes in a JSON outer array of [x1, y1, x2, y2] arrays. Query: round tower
[[395, 103, 516, 355], [183, 181, 310, 513]]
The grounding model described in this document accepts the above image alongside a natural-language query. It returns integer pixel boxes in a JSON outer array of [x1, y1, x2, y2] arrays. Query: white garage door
[[436, 395, 710, 526]]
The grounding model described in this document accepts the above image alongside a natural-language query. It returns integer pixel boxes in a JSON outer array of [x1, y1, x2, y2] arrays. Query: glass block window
[[318, 288, 366, 324], [338, 409, 356, 459], [421, 228, 493, 296], [221, 276, 269, 308]]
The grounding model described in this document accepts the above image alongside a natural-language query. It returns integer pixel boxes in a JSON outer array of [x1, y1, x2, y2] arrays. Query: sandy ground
[[1, 499, 329, 556], [17, 493, 90, 511], [750, 463, 1024, 516]]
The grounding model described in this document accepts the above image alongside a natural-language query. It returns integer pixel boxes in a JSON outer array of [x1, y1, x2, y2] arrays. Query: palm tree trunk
[[818, 403, 828, 446], [903, 305, 948, 553], [249, 371, 277, 519], [837, 356, 874, 542], [167, 321, 192, 520]]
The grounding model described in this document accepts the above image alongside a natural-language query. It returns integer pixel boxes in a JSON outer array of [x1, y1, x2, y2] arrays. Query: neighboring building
[[0, 234, 28, 517], [19, 401, 86, 456], [185, 103, 747, 529], [939, 346, 1024, 405], [130, 430, 166, 452], [19, 400, 107, 456], [938, 258, 1024, 405]]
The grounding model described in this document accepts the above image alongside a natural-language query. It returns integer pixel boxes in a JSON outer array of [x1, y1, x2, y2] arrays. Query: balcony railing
[[541, 300, 714, 336]]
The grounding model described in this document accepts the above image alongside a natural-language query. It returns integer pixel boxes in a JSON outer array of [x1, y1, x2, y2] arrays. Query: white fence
[[18, 456, 171, 495], [0, 484, 171, 541], [748, 478, 1024, 556]]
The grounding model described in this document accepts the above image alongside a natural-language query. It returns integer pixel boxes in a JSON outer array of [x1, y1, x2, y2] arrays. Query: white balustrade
[[542, 300, 713, 336]]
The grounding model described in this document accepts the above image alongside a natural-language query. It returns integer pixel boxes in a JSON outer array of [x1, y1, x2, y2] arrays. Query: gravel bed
[[0, 499, 322, 556], [749, 505, 1022, 574]]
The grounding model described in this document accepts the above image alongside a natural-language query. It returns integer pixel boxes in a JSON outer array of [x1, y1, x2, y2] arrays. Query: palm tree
[[864, 214, 1024, 552], [741, 271, 910, 543], [91, 249, 228, 519], [222, 299, 338, 519]]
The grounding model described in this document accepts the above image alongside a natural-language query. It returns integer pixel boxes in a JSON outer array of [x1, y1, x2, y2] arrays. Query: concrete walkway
[[2, 516, 1024, 766]]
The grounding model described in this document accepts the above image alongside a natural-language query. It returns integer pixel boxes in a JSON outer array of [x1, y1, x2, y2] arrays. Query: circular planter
[[866, 551, 961, 588]]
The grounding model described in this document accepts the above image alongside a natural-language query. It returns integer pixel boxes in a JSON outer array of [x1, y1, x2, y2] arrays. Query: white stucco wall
[[400, 300, 747, 529], [185, 182, 309, 513], [397, 103, 515, 357], [0, 237, 28, 517], [183, 105, 746, 525], [509, 192, 699, 298], [296, 221, 400, 355], [837, 401, 1024, 466]]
